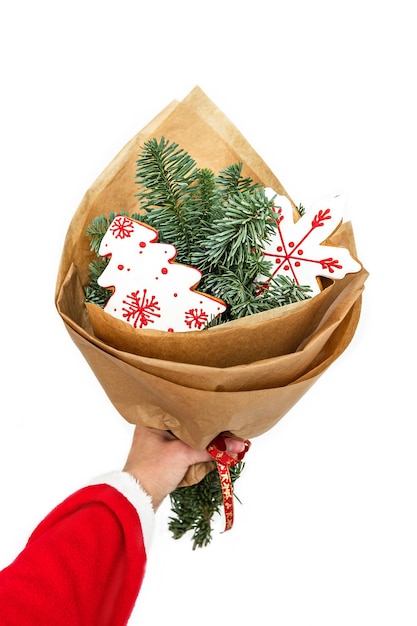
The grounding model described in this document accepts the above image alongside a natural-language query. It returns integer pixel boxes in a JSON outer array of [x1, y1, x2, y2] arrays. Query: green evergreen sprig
[[134, 138, 199, 263], [84, 137, 312, 547], [169, 463, 245, 550]]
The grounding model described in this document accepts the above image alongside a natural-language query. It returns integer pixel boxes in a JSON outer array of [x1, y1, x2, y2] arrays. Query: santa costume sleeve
[[0, 471, 155, 626]]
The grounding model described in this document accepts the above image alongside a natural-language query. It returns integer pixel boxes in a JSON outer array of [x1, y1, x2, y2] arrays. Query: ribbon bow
[[206, 434, 251, 532]]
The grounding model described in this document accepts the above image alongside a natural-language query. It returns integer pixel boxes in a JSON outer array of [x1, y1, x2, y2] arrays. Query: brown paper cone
[[55, 86, 369, 485]]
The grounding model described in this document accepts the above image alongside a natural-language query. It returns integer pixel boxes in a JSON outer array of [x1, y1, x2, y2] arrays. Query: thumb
[[223, 437, 248, 456]]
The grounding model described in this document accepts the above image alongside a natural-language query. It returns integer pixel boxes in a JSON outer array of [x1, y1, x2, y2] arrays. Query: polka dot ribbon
[[206, 434, 251, 532]]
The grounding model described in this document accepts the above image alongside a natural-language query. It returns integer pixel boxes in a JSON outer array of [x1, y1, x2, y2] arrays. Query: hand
[[123, 425, 246, 510]]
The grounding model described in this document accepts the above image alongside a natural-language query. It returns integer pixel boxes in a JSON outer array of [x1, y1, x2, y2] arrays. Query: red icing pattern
[[122, 289, 161, 328], [98, 215, 227, 332], [259, 190, 361, 296]]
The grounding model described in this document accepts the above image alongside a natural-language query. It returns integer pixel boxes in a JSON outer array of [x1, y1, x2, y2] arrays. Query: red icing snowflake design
[[259, 190, 361, 295], [122, 289, 161, 329], [97, 215, 226, 332], [110, 216, 135, 239], [184, 308, 209, 330]]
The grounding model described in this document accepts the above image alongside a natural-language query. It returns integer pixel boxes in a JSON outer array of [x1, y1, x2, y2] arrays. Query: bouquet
[[55, 86, 368, 548]]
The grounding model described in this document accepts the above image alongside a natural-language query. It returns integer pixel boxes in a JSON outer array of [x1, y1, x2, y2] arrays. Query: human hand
[[123, 425, 246, 510]]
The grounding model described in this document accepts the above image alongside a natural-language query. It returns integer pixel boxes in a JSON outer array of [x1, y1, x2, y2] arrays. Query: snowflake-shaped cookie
[[97, 216, 226, 332], [259, 189, 361, 296]]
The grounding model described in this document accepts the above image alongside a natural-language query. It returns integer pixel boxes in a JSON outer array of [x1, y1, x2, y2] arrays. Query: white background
[[1, 1, 416, 624]]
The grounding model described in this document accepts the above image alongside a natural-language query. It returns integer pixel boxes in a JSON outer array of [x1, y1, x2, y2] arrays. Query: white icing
[[259, 190, 362, 296], [98, 216, 226, 332]]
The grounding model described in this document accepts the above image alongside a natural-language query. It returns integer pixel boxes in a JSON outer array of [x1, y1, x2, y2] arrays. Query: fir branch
[[202, 269, 311, 322], [135, 137, 199, 262], [266, 274, 312, 302], [168, 463, 245, 550], [84, 213, 122, 305], [189, 168, 220, 236], [135, 137, 199, 210], [191, 187, 276, 272], [216, 162, 261, 197], [84, 258, 112, 307], [86, 212, 128, 255]]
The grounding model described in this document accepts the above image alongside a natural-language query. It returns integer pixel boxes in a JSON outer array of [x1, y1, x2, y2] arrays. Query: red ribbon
[[206, 434, 251, 532]]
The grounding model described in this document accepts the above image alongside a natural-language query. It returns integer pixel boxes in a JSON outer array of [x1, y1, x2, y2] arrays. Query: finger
[[223, 437, 248, 455]]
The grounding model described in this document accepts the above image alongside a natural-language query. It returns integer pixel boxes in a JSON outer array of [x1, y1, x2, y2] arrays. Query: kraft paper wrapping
[[55, 86, 369, 486]]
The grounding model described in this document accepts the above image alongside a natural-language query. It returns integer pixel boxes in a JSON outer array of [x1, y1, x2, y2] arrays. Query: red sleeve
[[0, 482, 150, 626]]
